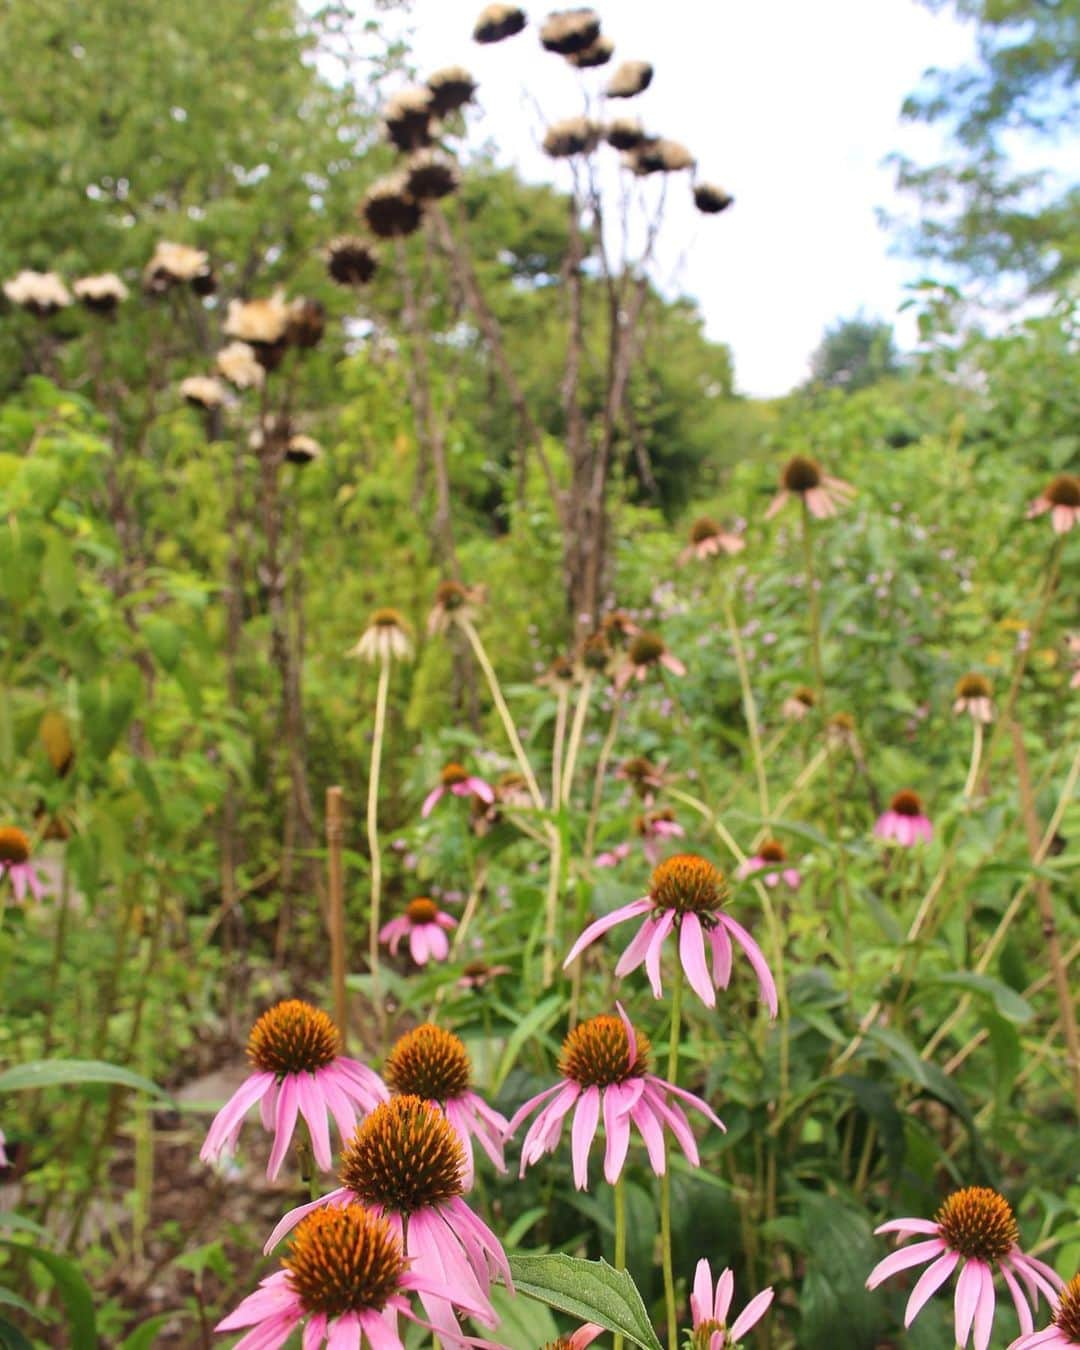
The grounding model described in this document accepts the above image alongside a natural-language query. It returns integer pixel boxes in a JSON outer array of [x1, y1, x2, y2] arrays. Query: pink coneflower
[[765, 455, 855, 521], [384, 1024, 507, 1187], [875, 790, 933, 847], [1027, 475, 1080, 534], [544, 1328, 604, 1349], [595, 841, 633, 869], [564, 854, 778, 1017], [615, 755, 668, 803], [615, 632, 687, 692], [263, 1096, 511, 1344], [379, 898, 456, 965], [866, 1186, 1063, 1349], [421, 762, 495, 818], [678, 517, 746, 565], [506, 1004, 724, 1189], [953, 672, 994, 723], [1011, 1272, 1080, 1349], [218, 1203, 487, 1349], [781, 686, 816, 722], [637, 809, 686, 866], [0, 827, 45, 902], [199, 1000, 388, 1180], [737, 839, 801, 891], [690, 1260, 774, 1348]]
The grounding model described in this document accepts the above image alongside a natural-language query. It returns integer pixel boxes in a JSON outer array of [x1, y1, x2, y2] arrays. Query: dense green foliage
[[0, 3, 1077, 1349]]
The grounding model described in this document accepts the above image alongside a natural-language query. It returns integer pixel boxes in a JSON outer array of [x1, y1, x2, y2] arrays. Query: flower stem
[[584, 691, 623, 862], [561, 672, 594, 806], [800, 501, 854, 996], [721, 585, 770, 825], [551, 682, 569, 808], [367, 654, 391, 1047], [660, 962, 684, 1350], [460, 616, 544, 810], [613, 1174, 628, 1350], [961, 720, 984, 804]]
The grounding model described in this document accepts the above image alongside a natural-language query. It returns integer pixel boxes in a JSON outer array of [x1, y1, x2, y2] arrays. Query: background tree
[[807, 314, 901, 393]]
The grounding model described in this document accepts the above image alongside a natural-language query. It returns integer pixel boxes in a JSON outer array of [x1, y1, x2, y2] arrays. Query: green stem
[[561, 672, 594, 806], [613, 1174, 628, 1350], [800, 501, 854, 998], [721, 586, 770, 825], [660, 963, 684, 1350], [367, 654, 391, 1046]]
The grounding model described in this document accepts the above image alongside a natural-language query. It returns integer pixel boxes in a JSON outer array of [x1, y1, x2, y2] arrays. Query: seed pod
[[539, 8, 601, 55], [605, 59, 653, 98], [473, 3, 527, 43]]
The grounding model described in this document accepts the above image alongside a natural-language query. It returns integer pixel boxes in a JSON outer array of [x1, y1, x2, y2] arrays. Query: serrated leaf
[[507, 1253, 662, 1350], [0, 1059, 171, 1102]]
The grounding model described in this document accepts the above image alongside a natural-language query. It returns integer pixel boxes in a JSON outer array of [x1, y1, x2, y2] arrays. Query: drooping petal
[[709, 924, 733, 990], [972, 1262, 997, 1350], [612, 915, 659, 980], [571, 1086, 601, 1190], [643, 909, 676, 998], [564, 898, 654, 967], [266, 1074, 301, 1180], [295, 1072, 333, 1172], [720, 914, 779, 1018], [200, 1071, 276, 1162], [905, 1249, 961, 1326], [629, 1097, 667, 1174], [420, 786, 444, 818], [865, 1239, 947, 1289], [601, 1084, 633, 1184], [999, 1259, 1034, 1337], [679, 912, 716, 1008]]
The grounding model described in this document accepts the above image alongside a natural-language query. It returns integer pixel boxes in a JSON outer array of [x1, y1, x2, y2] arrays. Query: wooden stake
[[326, 786, 348, 1050]]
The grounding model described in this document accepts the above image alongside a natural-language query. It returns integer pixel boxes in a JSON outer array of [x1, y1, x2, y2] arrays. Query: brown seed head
[[559, 1014, 649, 1087], [405, 151, 461, 202], [694, 183, 734, 215], [581, 633, 612, 670], [426, 66, 477, 117], [628, 632, 666, 666], [539, 9, 602, 56], [372, 607, 407, 630], [406, 897, 440, 925], [247, 1000, 340, 1077], [690, 517, 721, 543], [794, 686, 816, 707], [955, 672, 991, 700], [781, 455, 823, 493], [1052, 1273, 1080, 1344], [606, 59, 653, 98], [0, 826, 31, 865], [339, 1096, 465, 1213], [1045, 474, 1080, 508], [601, 611, 635, 644], [473, 3, 527, 43], [566, 34, 614, 67], [637, 808, 676, 836], [758, 839, 786, 863], [649, 854, 728, 916], [605, 117, 646, 151], [362, 177, 422, 240], [435, 579, 469, 610], [889, 789, 925, 817], [934, 1187, 1019, 1262], [385, 1024, 472, 1101], [828, 710, 855, 732], [284, 1204, 405, 1317], [326, 237, 378, 287]]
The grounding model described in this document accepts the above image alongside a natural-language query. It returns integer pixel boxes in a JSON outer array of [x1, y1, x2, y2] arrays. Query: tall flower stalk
[[659, 964, 684, 1350], [721, 585, 770, 825], [367, 653, 391, 1042]]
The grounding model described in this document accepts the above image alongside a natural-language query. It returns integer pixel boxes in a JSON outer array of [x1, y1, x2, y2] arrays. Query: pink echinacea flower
[[421, 762, 495, 818], [874, 789, 933, 847], [764, 455, 855, 521], [379, 898, 457, 965], [689, 1259, 775, 1348]]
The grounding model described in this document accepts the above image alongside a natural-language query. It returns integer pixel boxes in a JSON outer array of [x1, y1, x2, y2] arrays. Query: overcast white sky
[[372, 0, 980, 395]]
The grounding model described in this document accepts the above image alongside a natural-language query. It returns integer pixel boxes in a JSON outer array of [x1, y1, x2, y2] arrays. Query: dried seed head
[[224, 295, 290, 352], [385, 1023, 472, 1101], [339, 1095, 465, 1213], [1044, 474, 1080, 508], [1052, 1273, 1080, 1344], [326, 236, 378, 287], [934, 1187, 1019, 1262], [285, 434, 322, 465], [179, 375, 227, 410], [287, 297, 326, 349], [793, 686, 816, 708], [473, 3, 527, 44], [361, 176, 422, 240], [620, 756, 659, 792], [0, 826, 31, 865], [559, 1013, 649, 1087], [216, 342, 265, 390], [3, 270, 72, 315], [372, 607, 408, 630], [546, 655, 576, 683], [628, 632, 666, 666], [632, 137, 695, 174], [435, 579, 469, 610], [405, 150, 460, 202], [543, 116, 601, 158], [539, 8, 602, 55], [955, 672, 992, 700], [605, 117, 646, 151], [426, 66, 477, 117], [566, 34, 614, 67], [581, 633, 613, 670], [284, 1204, 405, 1317], [693, 182, 734, 215], [606, 59, 653, 98], [143, 241, 214, 294], [758, 839, 786, 863], [781, 455, 823, 493], [384, 85, 436, 153], [649, 854, 729, 916], [73, 273, 129, 312], [601, 612, 636, 645], [247, 1000, 341, 1076], [889, 789, 925, 818]]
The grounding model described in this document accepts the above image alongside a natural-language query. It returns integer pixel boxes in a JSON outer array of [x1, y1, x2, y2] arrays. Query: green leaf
[[926, 971, 1034, 1023], [487, 1282, 559, 1347], [492, 995, 563, 1094], [0, 1212, 48, 1239], [0, 1059, 172, 1102], [796, 1192, 885, 1350], [0, 1243, 96, 1348], [0, 1288, 42, 1321], [42, 529, 77, 614], [0, 1314, 34, 1350], [507, 1253, 662, 1350], [119, 1313, 180, 1349]]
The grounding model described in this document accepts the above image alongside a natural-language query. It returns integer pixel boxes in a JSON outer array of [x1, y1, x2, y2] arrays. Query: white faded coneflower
[[3, 270, 72, 316], [349, 609, 414, 665], [215, 342, 265, 390]]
